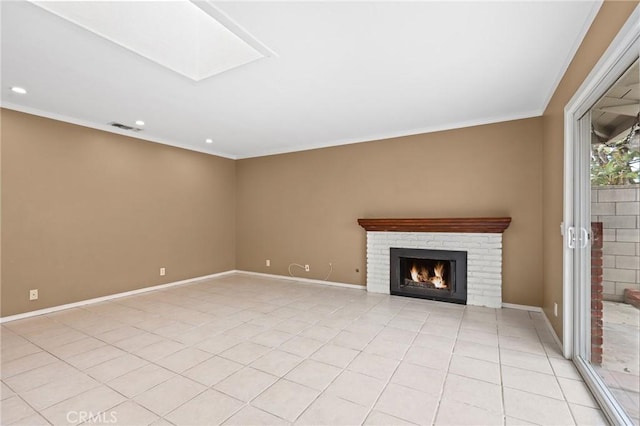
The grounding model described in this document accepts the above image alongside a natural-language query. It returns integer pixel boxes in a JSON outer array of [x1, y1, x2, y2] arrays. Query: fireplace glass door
[[390, 248, 467, 304]]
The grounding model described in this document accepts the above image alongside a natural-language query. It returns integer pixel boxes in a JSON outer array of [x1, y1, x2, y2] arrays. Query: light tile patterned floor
[[1, 274, 609, 425]]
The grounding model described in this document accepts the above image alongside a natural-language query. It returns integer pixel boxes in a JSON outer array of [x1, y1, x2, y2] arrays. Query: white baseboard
[[541, 308, 565, 357], [12, 271, 553, 324], [234, 270, 365, 291], [0, 270, 236, 323], [502, 302, 543, 312], [0, 270, 364, 323], [502, 303, 564, 357]]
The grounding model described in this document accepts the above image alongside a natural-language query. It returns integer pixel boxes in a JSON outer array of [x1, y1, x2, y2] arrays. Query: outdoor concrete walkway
[[597, 301, 640, 424]]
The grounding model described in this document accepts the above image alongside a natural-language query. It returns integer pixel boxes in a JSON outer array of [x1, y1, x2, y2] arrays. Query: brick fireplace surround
[[358, 218, 512, 308]]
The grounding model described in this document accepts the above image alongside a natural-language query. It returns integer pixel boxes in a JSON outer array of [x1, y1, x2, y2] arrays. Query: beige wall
[[541, 1, 638, 338], [237, 118, 544, 306], [1, 109, 236, 316]]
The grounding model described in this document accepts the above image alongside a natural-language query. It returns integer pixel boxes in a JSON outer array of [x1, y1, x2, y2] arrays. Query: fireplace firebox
[[390, 248, 467, 304]]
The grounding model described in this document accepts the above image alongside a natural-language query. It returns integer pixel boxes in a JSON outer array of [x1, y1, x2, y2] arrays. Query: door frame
[[563, 5, 639, 425]]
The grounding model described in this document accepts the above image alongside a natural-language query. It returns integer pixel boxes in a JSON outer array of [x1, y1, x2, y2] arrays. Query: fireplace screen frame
[[390, 247, 467, 304]]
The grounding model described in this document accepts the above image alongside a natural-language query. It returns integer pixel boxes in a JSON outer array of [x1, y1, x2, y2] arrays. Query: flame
[[429, 262, 447, 288], [409, 263, 430, 283], [410, 265, 419, 282], [408, 261, 448, 288], [434, 262, 444, 279]]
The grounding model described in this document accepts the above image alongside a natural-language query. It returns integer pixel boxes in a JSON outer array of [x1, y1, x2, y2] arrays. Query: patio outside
[[597, 301, 640, 425]]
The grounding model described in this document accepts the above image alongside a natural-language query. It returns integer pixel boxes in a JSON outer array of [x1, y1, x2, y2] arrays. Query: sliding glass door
[[568, 58, 639, 426], [590, 61, 639, 425]]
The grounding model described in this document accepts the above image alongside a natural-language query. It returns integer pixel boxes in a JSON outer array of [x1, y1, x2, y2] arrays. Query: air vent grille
[[108, 122, 143, 132]]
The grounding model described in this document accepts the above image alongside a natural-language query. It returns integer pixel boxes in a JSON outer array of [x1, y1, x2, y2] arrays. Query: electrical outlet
[[160, 267, 166, 276], [266, 259, 270, 267], [305, 264, 310, 272], [29, 289, 38, 301], [554, 302, 558, 317]]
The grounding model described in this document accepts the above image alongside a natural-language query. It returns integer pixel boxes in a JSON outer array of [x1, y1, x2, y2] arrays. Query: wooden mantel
[[357, 217, 512, 233]]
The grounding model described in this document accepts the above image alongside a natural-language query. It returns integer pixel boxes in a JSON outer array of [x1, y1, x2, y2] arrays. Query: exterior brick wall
[[365, 231, 503, 308], [591, 222, 603, 365], [591, 184, 640, 302]]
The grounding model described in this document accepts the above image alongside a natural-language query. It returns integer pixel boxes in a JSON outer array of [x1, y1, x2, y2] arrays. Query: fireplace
[[390, 248, 467, 304], [358, 218, 510, 307]]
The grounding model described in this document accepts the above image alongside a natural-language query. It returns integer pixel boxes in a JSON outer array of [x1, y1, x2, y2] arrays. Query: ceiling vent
[[108, 122, 143, 132]]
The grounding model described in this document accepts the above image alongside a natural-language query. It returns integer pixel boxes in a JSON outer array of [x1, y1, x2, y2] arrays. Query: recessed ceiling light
[[205, 138, 213, 144], [135, 120, 145, 126], [11, 86, 27, 94]]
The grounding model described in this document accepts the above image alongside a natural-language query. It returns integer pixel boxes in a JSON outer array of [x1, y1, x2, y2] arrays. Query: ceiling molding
[[2, 102, 542, 161], [540, 0, 603, 113], [236, 109, 544, 159], [0, 103, 239, 160]]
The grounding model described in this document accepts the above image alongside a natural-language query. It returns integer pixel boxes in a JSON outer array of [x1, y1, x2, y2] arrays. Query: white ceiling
[[1, 1, 602, 159]]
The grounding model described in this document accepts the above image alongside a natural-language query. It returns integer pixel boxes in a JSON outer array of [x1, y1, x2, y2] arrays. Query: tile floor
[[1, 274, 609, 425]]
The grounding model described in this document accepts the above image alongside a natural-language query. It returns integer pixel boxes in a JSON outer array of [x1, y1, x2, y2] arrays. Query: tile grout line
[[177, 300, 319, 425], [534, 311, 580, 426], [366, 300, 466, 424], [12, 289, 280, 424], [142, 289, 317, 425], [191, 289, 385, 424], [1, 325, 115, 424], [430, 306, 465, 426], [495, 309, 507, 426], [347, 300, 419, 425], [287, 295, 391, 424]]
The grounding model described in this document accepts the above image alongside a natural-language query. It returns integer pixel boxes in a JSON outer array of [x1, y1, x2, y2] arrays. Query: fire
[[410, 264, 429, 283], [410, 265, 419, 282], [408, 261, 447, 288], [429, 262, 447, 288]]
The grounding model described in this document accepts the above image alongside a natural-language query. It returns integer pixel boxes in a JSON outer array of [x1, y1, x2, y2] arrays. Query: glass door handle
[[567, 226, 577, 249], [579, 227, 591, 249]]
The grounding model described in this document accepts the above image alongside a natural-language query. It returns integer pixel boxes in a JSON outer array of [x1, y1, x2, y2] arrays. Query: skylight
[[31, 1, 269, 81]]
